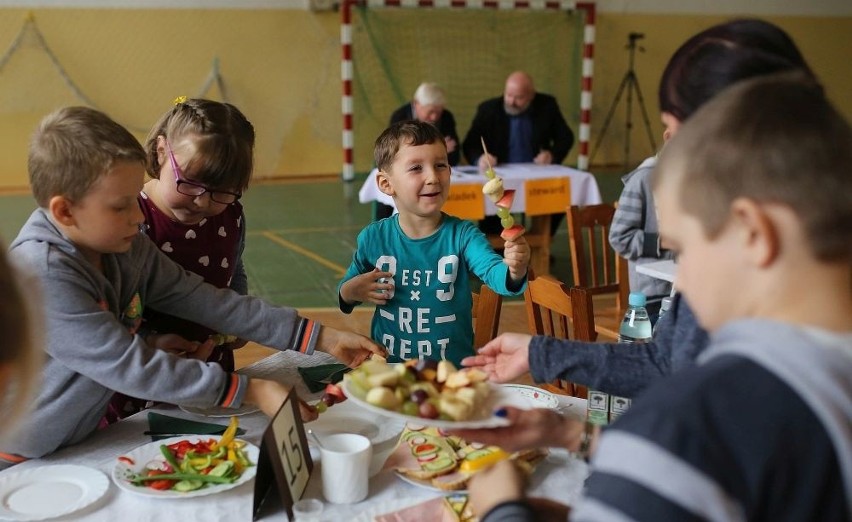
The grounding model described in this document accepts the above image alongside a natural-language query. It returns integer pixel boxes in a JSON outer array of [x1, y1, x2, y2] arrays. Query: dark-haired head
[[145, 99, 255, 193], [659, 19, 817, 122], [374, 120, 446, 172]]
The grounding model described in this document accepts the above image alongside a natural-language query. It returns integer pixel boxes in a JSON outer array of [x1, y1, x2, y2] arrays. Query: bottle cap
[[628, 292, 646, 307]]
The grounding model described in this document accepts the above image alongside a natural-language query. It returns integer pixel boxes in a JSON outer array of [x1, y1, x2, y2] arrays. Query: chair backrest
[[523, 270, 596, 398], [472, 284, 503, 349], [566, 203, 630, 312]]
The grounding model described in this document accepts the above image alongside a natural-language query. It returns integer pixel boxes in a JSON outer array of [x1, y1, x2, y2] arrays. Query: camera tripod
[[591, 32, 657, 168]]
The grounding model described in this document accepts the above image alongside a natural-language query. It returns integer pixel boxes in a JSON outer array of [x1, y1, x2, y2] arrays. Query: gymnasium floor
[[0, 171, 624, 310]]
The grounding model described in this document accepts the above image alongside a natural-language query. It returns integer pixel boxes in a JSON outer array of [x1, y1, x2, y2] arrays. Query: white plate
[[307, 400, 405, 476], [0, 464, 108, 521], [500, 384, 560, 410], [178, 403, 259, 418], [308, 399, 404, 449], [394, 471, 467, 493], [341, 381, 532, 429], [111, 435, 259, 498]]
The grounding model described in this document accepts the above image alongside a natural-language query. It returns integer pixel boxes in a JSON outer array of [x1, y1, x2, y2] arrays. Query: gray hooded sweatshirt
[[3, 209, 319, 462]]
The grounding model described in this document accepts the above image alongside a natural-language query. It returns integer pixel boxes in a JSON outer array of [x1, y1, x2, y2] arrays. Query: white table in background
[[635, 259, 677, 284], [359, 163, 602, 213], [0, 350, 589, 521], [359, 163, 603, 275]]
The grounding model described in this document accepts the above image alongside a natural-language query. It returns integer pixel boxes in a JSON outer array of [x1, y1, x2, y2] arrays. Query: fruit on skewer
[[480, 137, 525, 240]]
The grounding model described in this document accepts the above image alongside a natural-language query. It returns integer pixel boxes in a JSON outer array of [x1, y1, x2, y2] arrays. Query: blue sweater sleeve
[[528, 294, 709, 397]]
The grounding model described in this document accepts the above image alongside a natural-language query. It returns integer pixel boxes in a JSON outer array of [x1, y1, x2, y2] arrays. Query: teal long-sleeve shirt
[[339, 214, 526, 366]]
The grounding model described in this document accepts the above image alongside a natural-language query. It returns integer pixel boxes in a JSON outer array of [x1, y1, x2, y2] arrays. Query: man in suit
[[463, 71, 574, 234], [375, 82, 462, 219]]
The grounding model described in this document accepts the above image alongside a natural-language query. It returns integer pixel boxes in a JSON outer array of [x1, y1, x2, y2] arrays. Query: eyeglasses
[[165, 140, 241, 205]]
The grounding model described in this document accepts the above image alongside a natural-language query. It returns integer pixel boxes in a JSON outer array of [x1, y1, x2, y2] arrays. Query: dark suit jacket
[[462, 93, 574, 166], [390, 103, 461, 166]]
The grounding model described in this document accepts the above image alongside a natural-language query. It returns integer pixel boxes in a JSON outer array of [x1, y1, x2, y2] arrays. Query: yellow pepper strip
[[213, 416, 239, 450], [227, 448, 244, 474], [189, 456, 212, 470]]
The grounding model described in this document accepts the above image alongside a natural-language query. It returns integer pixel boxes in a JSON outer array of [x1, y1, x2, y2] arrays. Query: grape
[[321, 394, 336, 407], [315, 401, 328, 413], [410, 389, 429, 404], [496, 207, 511, 219], [401, 401, 419, 417], [501, 215, 514, 229], [418, 402, 439, 419]]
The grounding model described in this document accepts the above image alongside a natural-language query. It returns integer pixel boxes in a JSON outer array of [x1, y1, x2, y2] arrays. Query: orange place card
[[444, 184, 485, 220], [524, 178, 571, 216]]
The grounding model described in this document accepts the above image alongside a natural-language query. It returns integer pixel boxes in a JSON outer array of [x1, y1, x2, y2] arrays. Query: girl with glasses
[[137, 98, 255, 374]]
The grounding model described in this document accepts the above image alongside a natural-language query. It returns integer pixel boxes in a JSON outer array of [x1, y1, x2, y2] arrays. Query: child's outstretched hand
[[340, 268, 394, 306], [468, 459, 528, 517], [316, 326, 387, 368], [503, 235, 530, 282], [245, 379, 319, 422]]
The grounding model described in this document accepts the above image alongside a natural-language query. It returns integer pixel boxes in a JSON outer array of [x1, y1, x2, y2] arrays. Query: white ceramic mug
[[319, 433, 372, 504]]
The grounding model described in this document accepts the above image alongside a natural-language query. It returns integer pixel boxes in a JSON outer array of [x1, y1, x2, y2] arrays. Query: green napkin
[[298, 363, 351, 393], [147, 412, 246, 442]]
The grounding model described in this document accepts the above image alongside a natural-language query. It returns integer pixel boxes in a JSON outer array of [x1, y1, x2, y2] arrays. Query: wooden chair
[[523, 270, 596, 398], [566, 203, 630, 339], [472, 284, 503, 349]]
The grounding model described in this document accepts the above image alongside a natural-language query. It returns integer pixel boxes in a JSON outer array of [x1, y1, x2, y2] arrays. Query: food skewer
[[479, 138, 526, 240]]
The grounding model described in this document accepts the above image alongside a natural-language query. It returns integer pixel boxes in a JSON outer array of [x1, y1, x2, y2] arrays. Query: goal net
[[345, 2, 592, 177]]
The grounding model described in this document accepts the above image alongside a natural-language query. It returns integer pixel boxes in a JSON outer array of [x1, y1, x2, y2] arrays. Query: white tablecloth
[[0, 350, 589, 521], [359, 163, 603, 214], [635, 259, 678, 284]]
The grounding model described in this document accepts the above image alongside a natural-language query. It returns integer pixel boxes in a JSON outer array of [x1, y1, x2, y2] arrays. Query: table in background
[[359, 163, 603, 275], [635, 259, 677, 284], [0, 351, 589, 521]]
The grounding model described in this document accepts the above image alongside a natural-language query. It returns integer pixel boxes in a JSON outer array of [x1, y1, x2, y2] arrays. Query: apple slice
[[325, 383, 348, 403], [500, 224, 526, 241], [495, 189, 516, 209]]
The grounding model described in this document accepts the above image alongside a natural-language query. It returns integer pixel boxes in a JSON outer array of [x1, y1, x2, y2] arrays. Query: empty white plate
[[0, 464, 108, 521]]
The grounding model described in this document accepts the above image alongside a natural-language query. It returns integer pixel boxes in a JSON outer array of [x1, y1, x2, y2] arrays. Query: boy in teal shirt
[[339, 121, 530, 366]]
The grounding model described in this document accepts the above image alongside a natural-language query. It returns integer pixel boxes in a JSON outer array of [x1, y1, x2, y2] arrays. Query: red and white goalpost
[[340, 0, 596, 181]]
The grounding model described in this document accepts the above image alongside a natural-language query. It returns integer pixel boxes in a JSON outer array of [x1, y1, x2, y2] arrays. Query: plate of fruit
[[341, 358, 530, 429]]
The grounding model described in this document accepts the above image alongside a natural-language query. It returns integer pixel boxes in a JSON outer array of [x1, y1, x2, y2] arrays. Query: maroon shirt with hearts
[[137, 191, 245, 370]]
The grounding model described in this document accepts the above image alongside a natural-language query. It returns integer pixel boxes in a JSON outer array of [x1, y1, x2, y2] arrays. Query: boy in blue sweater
[[469, 73, 852, 522]]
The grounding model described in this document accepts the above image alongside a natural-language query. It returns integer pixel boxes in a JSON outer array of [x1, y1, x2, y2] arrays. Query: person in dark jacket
[[462, 71, 574, 235], [375, 82, 462, 220]]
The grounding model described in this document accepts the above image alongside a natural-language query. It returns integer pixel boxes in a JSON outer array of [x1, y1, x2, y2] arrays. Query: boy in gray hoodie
[[0, 107, 384, 469]]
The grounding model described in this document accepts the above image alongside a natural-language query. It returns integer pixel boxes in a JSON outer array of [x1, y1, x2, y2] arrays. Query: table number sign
[[253, 391, 313, 520], [524, 178, 571, 216]]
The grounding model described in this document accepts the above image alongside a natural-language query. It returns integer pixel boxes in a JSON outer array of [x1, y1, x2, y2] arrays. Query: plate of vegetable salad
[[112, 418, 258, 498]]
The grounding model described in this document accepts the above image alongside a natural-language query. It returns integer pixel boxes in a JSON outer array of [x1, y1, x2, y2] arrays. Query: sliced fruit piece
[[366, 386, 400, 410], [500, 224, 526, 241], [436, 360, 457, 383], [325, 383, 347, 403], [495, 189, 516, 209]]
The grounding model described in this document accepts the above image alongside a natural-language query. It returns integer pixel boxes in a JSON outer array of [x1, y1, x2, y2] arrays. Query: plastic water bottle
[[653, 296, 673, 337], [618, 292, 653, 343]]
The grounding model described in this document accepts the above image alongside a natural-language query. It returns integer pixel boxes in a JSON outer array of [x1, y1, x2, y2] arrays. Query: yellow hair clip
[[173, 95, 188, 105]]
